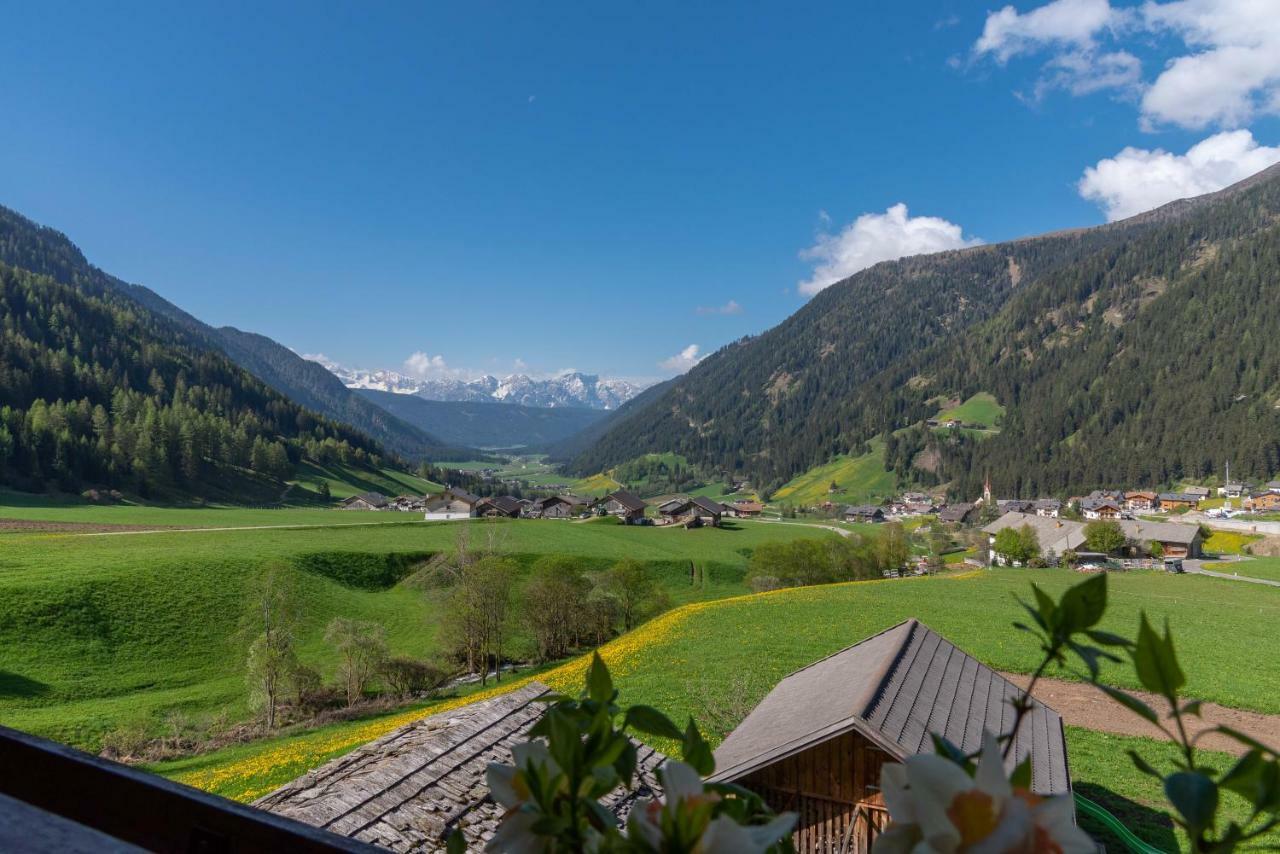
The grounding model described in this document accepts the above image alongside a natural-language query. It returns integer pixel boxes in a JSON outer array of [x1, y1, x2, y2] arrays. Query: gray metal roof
[[257, 682, 666, 852], [983, 512, 1087, 555], [709, 620, 1071, 798]]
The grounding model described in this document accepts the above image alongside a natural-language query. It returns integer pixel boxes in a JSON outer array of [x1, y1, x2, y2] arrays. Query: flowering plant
[[472, 652, 795, 853], [876, 574, 1280, 853]]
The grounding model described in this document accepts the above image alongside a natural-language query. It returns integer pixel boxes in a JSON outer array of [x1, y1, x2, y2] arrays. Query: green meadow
[[933, 391, 1005, 428], [140, 566, 1280, 851], [0, 515, 834, 747]]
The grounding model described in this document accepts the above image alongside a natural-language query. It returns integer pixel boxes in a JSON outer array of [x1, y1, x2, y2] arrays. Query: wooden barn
[[709, 619, 1072, 853]]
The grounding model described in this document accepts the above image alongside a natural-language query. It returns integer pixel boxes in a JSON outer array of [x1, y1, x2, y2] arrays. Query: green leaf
[[1058, 574, 1107, 633], [1180, 700, 1204, 718], [1127, 749, 1162, 779], [682, 719, 715, 777], [1133, 614, 1185, 700], [1011, 757, 1032, 790], [1031, 585, 1056, 628], [1165, 771, 1218, 833], [1096, 683, 1160, 725], [931, 734, 974, 772], [586, 651, 614, 704], [625, 705, 686, 741], [445, 828, 467, 854]]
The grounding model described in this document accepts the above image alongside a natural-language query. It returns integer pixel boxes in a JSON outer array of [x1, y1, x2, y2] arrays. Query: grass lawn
[[148, 570, 1280, 851], [933, 391, 1005, 428], [1206, 556, 1280, 582], [0, 463, 444, 530], [771, 437, 896, 507], [1202, 529, 1263, 556], [0, 518, 835, 748]]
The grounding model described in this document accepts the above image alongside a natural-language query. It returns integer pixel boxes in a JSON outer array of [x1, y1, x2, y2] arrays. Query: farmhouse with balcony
[[1125, 491, 1158, 512], [473, 495, 523, 518], [600, 489, 648, 523], [340, 491, 390, 511], [1247, 492, 1280, 513], [843, 505, 886, 523], [529, 495, 588, 519], [1158, 492, 1201, 511]]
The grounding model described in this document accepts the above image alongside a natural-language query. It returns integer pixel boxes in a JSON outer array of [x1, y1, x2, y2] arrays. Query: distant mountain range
[[311, 357, 644, 410], [356, 389, 608, 449]]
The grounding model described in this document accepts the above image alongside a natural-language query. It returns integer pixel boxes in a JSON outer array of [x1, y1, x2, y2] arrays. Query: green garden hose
[[1074, 792, 1170, 854]]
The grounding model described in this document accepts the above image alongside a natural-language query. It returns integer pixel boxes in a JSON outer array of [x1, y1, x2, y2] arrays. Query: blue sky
[[2, 0, 1277, 384]]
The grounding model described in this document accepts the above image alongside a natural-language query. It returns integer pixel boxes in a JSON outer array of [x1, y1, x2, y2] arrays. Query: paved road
[[1186, 512, 1280, 536], [1183, 558, 1280, 587]]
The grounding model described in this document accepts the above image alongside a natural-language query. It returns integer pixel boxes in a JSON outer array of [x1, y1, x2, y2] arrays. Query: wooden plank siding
[[738, 730, 891, 853]]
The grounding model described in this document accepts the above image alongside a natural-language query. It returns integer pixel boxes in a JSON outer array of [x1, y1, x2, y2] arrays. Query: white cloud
[[659, 344, 703, 374], [1140, 0, 1280, 129], [1029, 49, 1142, 100], [695, 299, 744, 316], [797, 204, 983, 296], [975, 0, 1125, 63], [403, 351, 456, 378], [973, 0, 1280, 129], [1078, 129, 1280, 220]]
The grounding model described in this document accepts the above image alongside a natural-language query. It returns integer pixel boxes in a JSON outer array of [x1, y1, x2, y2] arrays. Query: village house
[[657, 496, 725, 527], [1125, 490, 1158, 513], [997, 498, 1035, 514], [1080, 497, 1123, 520], [1034, 498, 1062, 517], [1158, 492, 1201, 512], [339, 491, 389, 511], [1246, 491, 1280, 513], [1219, 481, 1247, 498], [983, 513, 1087, 565], [258, 621, 1071, 854], [1269, 481, 1280, 494], [937, 502, 976, 525], [843, 505, 885, 523], [529, 494, 588, 519], [422, 487, 478, 520], [725, 499, 764, 518], [709, 619, 1072, 852], [600, 489, 648, 524], [473, 495, 523, 518], [984, 511, 1203, 564], [1183, 486, 1211, 501]]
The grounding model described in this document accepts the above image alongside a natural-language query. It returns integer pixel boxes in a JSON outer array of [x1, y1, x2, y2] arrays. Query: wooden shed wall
[[738, 730, 893, 854]]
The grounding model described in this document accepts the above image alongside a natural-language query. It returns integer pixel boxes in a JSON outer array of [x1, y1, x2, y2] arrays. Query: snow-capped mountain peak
[[307, 357, 643, 410]]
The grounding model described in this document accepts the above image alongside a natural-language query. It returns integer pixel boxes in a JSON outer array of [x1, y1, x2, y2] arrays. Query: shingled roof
[[256, 682, 666, 852], [709, 620, 1071, 799]]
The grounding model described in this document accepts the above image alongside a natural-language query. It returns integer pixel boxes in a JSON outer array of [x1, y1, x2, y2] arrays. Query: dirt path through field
[[1002, 672, 1280, 755], [0, 518, 183, 534]]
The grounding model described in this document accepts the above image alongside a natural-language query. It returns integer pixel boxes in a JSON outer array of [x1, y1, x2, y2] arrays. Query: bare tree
[[243, 563, 299, 729], [441, 556, 515, 684], [325, 618, 388, 706]]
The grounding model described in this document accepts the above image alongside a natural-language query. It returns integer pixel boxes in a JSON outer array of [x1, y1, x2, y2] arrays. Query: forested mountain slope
[[0, 205, 458, 461], [355, 389, 607, 449], [0, 259, 386, 497], [570, 163, 1280, 497]]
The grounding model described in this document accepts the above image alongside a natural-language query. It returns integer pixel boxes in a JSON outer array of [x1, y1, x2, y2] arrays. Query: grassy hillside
[[150, 567, 1280, 851], [0, 517, 834, 747], [289, 462, 443, 500], [770, 437, 895, 506], [933, 391, 1004, 429]]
